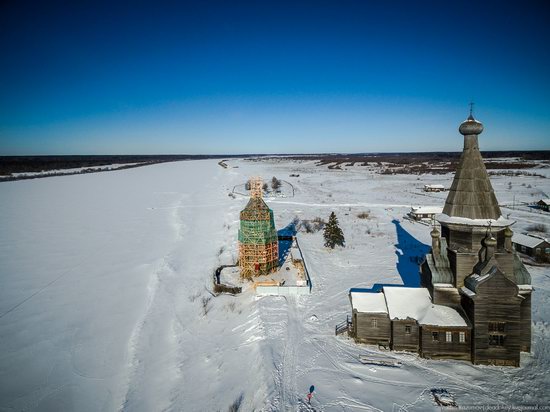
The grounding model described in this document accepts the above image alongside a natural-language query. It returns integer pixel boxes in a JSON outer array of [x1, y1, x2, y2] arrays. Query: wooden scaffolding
[[238, 177, 279, 278]]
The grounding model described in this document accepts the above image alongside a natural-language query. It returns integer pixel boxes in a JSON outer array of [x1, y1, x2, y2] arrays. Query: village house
[[423, 184, 445, 192], [536, 198, 550, 212], [409, 206, 443, 221], [512, 233, 550, 261]]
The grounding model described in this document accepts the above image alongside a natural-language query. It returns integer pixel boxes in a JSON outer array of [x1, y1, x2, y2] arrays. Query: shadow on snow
[[277, 221, 297, 267], [350, 219, 430, 294]]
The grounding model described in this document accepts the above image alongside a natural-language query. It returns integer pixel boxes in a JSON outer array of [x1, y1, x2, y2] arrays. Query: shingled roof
[[442, 114, 502, 220]]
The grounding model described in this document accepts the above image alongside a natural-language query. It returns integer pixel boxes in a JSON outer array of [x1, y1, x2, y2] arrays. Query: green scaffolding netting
[[238, 211, 278, 245]]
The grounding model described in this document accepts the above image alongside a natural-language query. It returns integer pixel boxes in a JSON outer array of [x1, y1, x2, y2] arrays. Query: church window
[[488, 322, 506, 346]]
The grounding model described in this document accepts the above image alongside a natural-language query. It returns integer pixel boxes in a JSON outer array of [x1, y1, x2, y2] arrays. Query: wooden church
[[350, 110, 532, 366]]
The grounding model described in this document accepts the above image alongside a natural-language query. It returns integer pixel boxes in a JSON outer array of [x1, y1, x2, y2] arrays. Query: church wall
[[520, 293, 532, 352], [448, 250, 478, 287], [433, 286, 461, 306], [470, 276, 522, 367]]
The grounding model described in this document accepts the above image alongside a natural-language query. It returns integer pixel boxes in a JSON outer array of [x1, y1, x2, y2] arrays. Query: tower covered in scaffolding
[[238, 177, 279, 278]]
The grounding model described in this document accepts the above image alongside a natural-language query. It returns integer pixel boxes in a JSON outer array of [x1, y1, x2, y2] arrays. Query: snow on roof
[[437, 214, 513, 228], [433, 283, 454, 288], [383, 287, 467, 327], [383, 287, 431, 321], [410, 206, 443, 215], [424, 184, 445, 188], [420, 305, 468, 327], [538, 199, 550, 206], [512, 233, 547, 248], [460, 286, 476, 298], [350, 292, 388, 314], [518, 284, 533, 292]]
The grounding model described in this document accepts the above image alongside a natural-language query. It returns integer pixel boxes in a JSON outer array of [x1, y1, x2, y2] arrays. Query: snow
[[382, 287, 466, 327], [460, 286, 477, 298], [8, 163, 143, 178], [383, 287, 432, 321], [513, 233, 547, 248], [350, 292, 388, 313], [1, 157, 549, 411], [410, 206, 443, 215], [437, 213, 514, 227], [290, 246, 303, 261], [420, 305, 468, 328]]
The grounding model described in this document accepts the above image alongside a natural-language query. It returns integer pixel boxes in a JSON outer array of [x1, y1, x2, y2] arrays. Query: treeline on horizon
[[1, 151, 548, 176]]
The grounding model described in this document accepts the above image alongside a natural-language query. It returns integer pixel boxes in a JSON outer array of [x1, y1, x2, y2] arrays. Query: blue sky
[[0, 0, 549, 155]]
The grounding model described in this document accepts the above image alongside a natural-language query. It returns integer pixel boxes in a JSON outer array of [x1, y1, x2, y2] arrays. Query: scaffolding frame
[[238, 177, 279, 278]]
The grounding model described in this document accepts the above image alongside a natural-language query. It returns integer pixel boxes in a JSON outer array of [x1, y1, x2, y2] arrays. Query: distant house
[[349, 287, 471, 361], [536, 199, 550, 212], [512, 233, 550, 260], [423, 184, 445, 192], [409, 206, 443, 221]]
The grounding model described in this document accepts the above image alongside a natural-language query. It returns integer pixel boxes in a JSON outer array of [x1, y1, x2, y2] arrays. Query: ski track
[[258, 295, 302, 411], [118, 191, 191, 412]]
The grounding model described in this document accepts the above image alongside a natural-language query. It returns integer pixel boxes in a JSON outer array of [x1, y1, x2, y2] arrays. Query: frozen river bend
[[1, 158, 549, 411]]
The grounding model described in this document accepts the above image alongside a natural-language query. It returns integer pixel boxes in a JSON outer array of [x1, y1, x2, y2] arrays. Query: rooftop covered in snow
[[350, 291, 388, 314], [382, 287, 467, 327], [512, 233, 548, 249]]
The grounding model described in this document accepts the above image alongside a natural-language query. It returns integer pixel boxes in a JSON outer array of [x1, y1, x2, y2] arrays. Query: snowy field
[[1, 158, 549, 411]]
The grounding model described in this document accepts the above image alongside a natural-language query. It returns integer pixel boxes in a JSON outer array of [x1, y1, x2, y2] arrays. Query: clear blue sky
[[1, 0, 549, 155]]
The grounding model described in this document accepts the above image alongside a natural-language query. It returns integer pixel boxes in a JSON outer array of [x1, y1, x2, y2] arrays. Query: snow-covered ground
[[1, 158, 549, 411]]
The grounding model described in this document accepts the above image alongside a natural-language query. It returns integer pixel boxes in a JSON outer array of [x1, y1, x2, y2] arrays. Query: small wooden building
[[512, 233, 550, 260], [536, 199, 550, 212], [424, 184, 445, 192], [409, 206, 443, 221], [349, 292, 391, 346]]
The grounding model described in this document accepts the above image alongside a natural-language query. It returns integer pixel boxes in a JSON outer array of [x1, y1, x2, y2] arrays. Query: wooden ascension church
[[350, 111, 532, 366]]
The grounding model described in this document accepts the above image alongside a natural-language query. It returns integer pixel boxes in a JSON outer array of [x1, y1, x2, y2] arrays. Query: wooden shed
[[409, 206, 443, 221], [349, 292, 391, 346], [512, 233, 550, 261], [536, 199, 550, 212], [424, 184, 445, 192]]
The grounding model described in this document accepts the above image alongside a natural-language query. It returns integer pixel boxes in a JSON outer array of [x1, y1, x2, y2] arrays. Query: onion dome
[[504, 226, 513, 238], [459, 113, 484, 136], [485, 234, 497, 248]]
